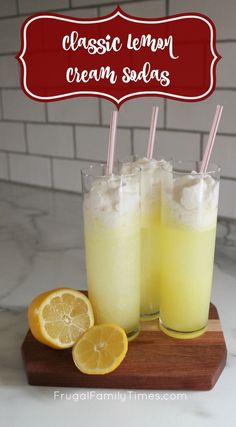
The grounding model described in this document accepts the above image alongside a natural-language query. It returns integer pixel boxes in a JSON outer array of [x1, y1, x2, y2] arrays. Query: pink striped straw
[[147, 106, 159, 159], [106, 110, 118, 175], [200, 105, 223, 173]]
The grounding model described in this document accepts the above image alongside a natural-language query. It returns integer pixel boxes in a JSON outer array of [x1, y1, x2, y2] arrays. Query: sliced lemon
[[28, 288, 94, 349], [72, 323, 128, 375]]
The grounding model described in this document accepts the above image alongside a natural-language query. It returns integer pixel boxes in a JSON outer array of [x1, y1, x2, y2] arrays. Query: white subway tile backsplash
[[18, 0, 69, 14], [53, 158, 91, 192], [2, 90, 46, 122], [169, 0, 236, 40], [0, 122, 26, 152], [48, 98, 99, 124], [9, 154, 51, 187], [27, 124, 74, 158], [0, 94, 2, 119], [203, 135, 236, 179], [167, 91, 236, 134], [0, 152, 9, 179], [60, 8, 98, 18], [133, 129, 200, 160], [76, 125, 131, 161], [72, 0, 127, 7], [0, 0, 235, 221], [100, 0, 165, 18], [217, 43, 236, 88], [218, 179, 236, 218], [0, 17, 24, 53], [0, 56, 20, 88], [0, 0, 17, 17], [102, 98, 165, 128]]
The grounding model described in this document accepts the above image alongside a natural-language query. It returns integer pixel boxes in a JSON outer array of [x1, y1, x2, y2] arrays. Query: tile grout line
[[163, 99, 167, 128], [0, 177, 83, 195], [6, 152, 11, 182], [130, 128, 134, 155], [215, 87, 236, 91], [220, 176, 236, 182], [0, 89, 4, 120], [1, 117, 236, 137], [199, 132, 204, 160], [23, 122, 29, 154], [72, 124, 77, 158], [45, 103, 49, 123], [166, 0, 169, 16], [50, 157, 54, 189], [0, 149, 112, 164], [0, 0, 153, 21], [0, 171, 235, 214], [0, 176, 236, 202], [1, 147, 236, 181], [15, 0, 20, 15], [98, 98, 103, 125], [216, 39, 236, 43]]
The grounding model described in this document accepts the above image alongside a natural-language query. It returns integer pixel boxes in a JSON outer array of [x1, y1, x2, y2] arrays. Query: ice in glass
[[160, 161, 220, 339], [122, 157, 171, 320], [82, 164, 141, 340]]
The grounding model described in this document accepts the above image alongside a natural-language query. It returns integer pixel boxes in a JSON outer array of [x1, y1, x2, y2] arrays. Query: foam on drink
[[83, 171, 141, 336], [160, 163, 220, 338], [121, 157, 171, 320], [162, 171, 219, 229], [84, 174, 140, 227]]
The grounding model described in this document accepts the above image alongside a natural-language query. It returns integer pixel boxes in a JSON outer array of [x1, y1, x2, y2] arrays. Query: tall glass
[[160, 161, 220, 339], [81, 164, 141, 340], [121, 156, 172, 320]]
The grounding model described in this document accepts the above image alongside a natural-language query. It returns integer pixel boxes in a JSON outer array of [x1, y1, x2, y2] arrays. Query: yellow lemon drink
[[160, 161, 220, 339], [82, 165, 141, 340], [122, 157, 171, 320]]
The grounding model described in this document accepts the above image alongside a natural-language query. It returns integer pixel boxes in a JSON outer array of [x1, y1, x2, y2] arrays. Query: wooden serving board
[[22, 300, 227, 390]]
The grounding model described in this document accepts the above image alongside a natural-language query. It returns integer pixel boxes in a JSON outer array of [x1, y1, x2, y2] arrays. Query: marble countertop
[[0, 182, 235, 427]]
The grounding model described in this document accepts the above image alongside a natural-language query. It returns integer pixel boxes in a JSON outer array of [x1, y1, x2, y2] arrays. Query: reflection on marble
[[0, 182, 236, 427], [216, 218, 236, 277], [0, 182, 86, 309]]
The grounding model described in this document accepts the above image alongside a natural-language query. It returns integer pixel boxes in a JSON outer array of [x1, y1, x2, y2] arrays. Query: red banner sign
[[16, 7, 220, 107]]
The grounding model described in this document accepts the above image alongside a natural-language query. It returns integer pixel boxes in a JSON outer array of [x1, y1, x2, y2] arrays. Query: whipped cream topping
[[163, 171, 219, 229], [83, 174, 140, 227], [121, 158, 171, 215]]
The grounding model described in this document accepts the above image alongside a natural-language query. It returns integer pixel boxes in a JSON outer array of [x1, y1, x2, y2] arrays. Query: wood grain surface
[[21, 302, 227, 390]]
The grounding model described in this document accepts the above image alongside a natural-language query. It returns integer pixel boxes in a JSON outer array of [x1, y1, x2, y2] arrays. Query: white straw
[[200, 105, 223, 173], [106, 110, 118, 175], [147, 106, 159, 159]]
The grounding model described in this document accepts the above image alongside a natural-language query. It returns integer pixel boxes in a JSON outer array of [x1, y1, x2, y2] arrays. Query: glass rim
[[119, 155, 171, 164], [161, 160, 221, 176], [81, 162, 141, 179]]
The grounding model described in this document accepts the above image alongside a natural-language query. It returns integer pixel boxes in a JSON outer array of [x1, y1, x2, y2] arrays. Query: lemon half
[[28, 288, 94, 349], [72, 323, 128, 375]]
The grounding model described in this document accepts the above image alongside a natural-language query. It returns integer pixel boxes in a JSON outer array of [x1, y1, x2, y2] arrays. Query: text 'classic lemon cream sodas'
[[159, 161, 220, 339], [82, 164, 141, 340]]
